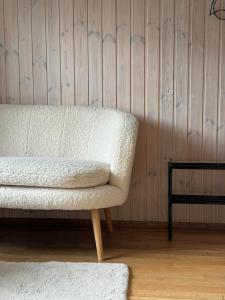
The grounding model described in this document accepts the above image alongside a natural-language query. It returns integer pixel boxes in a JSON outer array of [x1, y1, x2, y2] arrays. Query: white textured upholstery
[[0, 185, 123, 210], [0, 157, 110, 189], [0, 105, 138, 210]]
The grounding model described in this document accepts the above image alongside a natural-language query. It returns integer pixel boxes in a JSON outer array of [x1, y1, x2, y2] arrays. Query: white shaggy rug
[[0, 261, 129, 300]]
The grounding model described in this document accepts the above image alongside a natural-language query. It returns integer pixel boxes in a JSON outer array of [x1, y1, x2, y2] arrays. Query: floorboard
[[0, 224, 225, 299]]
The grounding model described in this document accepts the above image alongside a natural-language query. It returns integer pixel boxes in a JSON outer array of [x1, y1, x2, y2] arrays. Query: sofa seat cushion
[[0, 157, 110, 189]]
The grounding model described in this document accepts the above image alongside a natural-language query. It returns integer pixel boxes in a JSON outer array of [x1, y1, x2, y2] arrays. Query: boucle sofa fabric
[[0, 184, 123, 210], [0, 157, 110, 189], [0, 104, 138, 210]]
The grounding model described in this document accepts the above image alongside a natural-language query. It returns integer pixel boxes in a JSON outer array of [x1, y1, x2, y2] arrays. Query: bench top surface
[[169, 162, 225, 170]]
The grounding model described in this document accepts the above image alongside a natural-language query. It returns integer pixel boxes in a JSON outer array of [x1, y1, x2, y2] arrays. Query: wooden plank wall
[[0, 0, 224, 223]]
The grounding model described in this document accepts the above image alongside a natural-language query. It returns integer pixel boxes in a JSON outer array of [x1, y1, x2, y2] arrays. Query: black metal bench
[[168, 162, 225, 241]]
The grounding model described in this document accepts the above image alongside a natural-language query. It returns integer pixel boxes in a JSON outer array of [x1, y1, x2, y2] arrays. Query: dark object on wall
[[210, 0, 225, 20]]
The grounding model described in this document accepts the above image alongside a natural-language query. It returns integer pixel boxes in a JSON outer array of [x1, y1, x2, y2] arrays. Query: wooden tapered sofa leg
[[104, 208, 113, 233], [91, 209, 104, 261]]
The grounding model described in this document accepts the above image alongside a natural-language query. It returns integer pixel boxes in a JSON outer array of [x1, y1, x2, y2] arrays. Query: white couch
[[0, 104, 138, 260]]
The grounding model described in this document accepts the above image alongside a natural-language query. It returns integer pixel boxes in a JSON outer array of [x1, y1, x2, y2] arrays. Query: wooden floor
[[0, 223, 225, 299]]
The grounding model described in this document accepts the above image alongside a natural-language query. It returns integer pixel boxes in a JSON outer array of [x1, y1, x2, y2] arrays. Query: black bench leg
[[168, 202, 172, 241], [168, 163, 173, 241]]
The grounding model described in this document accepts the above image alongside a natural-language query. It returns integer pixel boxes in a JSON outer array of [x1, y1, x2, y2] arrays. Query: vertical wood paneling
[[4, 0, 20, 104], [18, 0, 33, 104], [131, 0, 145, 220], [32, 0, 48, 104], [88, 0, 102, 106], [59, 0, 74, 105], [159, 0, 174, 221], [0, 0, 6, 103], [187, 0, 205, 222], [173, 0, 189, 222], [202, 0, 219, 223], [217, 0, 225, 223], [145, 0, 160, 221], [74, 0, 88, 105], [0, 0, 225, 223], [102, 0, 116, 108], [116, 0, 130, 113], [46, 0, 61, 104], [114, 0, 131, 220]]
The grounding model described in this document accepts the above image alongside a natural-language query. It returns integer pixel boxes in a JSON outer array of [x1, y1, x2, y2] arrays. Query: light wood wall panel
[[115, 0, 131, 220], [159, 0, 174, 221], [217, 0, 225, 223], [60, 0, 74, 105], [131, 0, 146, 220], [4, 0, 20, 104], [0, 0, 224, 223], [88, 0, 102, 106], [202, 0, 219, 223], [0, 0, 6, 103], [102, 0, 116, 108], [46, 0, 61, 104], [74, 0, 88, 105], [145, 0, 160, 221], [173, 0, 189, 222], [18, 0, 33, 104], [32, 0, 47, 104], [187, 0, 205, 222]]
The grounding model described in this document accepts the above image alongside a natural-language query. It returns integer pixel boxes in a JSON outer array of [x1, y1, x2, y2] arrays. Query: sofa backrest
[[0, 105, 138, 197]]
